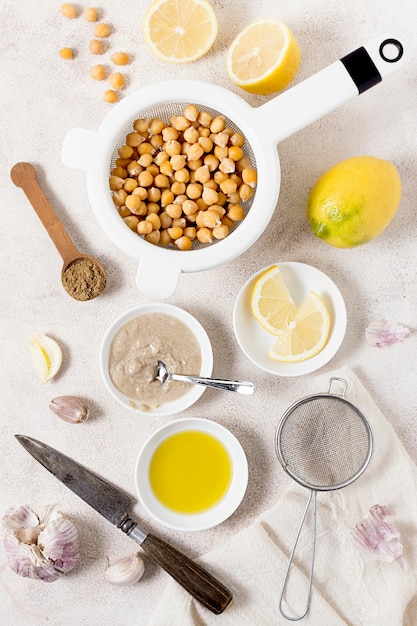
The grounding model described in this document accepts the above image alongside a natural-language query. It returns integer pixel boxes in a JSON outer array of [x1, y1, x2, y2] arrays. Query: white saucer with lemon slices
[[233, 262, 347, 376]]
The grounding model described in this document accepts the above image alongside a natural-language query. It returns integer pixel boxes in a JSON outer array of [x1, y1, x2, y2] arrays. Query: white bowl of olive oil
[[135, 417, 248, 531]]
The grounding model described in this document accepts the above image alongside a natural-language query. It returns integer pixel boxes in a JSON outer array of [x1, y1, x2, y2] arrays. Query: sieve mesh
[[277, 396, 372, 490], [110, 101, 257, 251]]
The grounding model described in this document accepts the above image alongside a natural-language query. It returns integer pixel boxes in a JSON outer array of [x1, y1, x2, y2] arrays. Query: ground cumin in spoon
[[62, 257, 107, 301]]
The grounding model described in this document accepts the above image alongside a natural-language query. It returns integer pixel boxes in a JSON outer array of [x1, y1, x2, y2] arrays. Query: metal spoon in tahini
[[156, 360, 255, 395]]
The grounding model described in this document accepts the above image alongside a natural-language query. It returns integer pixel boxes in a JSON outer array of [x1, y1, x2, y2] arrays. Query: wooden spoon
[[11, 162, 106, 301]]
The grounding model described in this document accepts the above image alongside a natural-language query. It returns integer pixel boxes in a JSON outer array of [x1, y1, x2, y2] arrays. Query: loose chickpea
[[227, 191, 240, 205], [138, 142, 154, 155], [217, 191, 227, 206], [187, 143, 204, 162], [168, 226, 183, 240], [198, 126, 211, 138], [127, 161, 142, 177], [219, 178, 237, 194], [125, 194, 142, 212], [239, 183, 254, 202], [198, 111, 212, 127], [89, 39, 104, 55], [210, 116, 226, 133], [213, 224, 229, 240], [187, 159, 203, 171], [210, 204, 226, 218], [146, 164, 160, 176], [138, 153, 153, 167], [138, 170, 154, 187], [184, 104, 199, 121], [61, 3, 77, 18], [146, 213, 162, 230], [94, 23, 111, 38], [112, 189, 127, 206], [202, 187, 219, 205], [228, 145, 244, 162], [123, 178, 138, 193], [110, 52, 129, 66], [115, 157, 131, 168], [204, 154, 219, 172], [219, 158, 236, 174], [118, 145, 133, 159], [174, 168, 190, 184], [148, 118, 166, 135], [154, 151, 169, 166], [172, 217, 187, 229], [184, 226, 197, 240], [242, 168, 257, 187], [183, 126, 199, 143], [171, 181, 186, 195], [194, 165, 210, 184], [213, 132, 229, 148], [103, 89, 117, 103], [198, 136, 213, 153], [109, 175, 125, 190], [147, 202, 160, 214], [166, 203, 183, 219], [175, 236, 193, 250], [181, 199, 198, 216], [84, 7, 98, 22], [196, 227, 213, 244], [161, 189, 174, 207], [124, 215, 139, 230], [147, 187, 161, 202], [112, 165, 127, 178], [159, 160, 174, 177], [132, 186, 148, 200], [174, 194, 189, 205], [236, 155, 252, 171], [213, 170, 228, 185], [214, 146, 228, 160], [230, 132, 245, 147], [222, 215, 234, 229], [165, 140, 182, 157], [186, 183, 202, 200], [150, 134, 164, 150], [154, 173, 170, 188], [59, 47, 73, 60], [109, 72, 124, 90], [159, 230, 173, 246], [227, 204, 245, 221], [160, 212, 173, 229], [170, 115, 190, 131], [162, 127, 179, 142], [170, 154, 187, 171], [137, 220, 153, 235], [145, 230, 161, 245], [118, 206, 131, 218]]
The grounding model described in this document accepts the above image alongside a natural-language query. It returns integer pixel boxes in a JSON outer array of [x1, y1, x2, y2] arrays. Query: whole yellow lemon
[[306, 156, 402, 248]]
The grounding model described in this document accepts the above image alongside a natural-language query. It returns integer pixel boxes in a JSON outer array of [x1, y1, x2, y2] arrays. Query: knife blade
[[15, 435, 232, 615]]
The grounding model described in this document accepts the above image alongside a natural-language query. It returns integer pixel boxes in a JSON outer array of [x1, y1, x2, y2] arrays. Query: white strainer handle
[[258, 36, 405, 145], [61, 128, 104, 172], [279, 490, 317, 621], [136, 258, 181, 299]]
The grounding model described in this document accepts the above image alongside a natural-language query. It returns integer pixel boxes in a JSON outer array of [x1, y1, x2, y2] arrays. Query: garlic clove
[[29, 334, 62, 384], [365, 319, 410, 348], [351, 504, 405, 569], [49, 396, 90, 424], [104, 552, 145, 586], [3, 504, 40, 530]]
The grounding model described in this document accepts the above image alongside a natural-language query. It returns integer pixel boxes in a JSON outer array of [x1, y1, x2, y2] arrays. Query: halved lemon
[[143, 0, 218, 64], [226, 19, 301, 95], [269, 291, 330, 362], [250, 265, 297, 335]]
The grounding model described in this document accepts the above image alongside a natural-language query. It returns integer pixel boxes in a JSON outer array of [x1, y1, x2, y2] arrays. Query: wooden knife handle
[[141, 533, 233, 614]]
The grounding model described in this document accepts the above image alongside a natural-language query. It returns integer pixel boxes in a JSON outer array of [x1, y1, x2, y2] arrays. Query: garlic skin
[[366, 319, 410, 348], [29, 334, 62, 384], [3, 504, 79, 582], [104, 553, 145, 586], [351, 504, 405, 570], [49, 396, 90, 424]]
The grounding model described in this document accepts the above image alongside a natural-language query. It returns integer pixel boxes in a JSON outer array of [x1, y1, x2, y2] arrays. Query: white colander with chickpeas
[[61, 36, 404, 299]]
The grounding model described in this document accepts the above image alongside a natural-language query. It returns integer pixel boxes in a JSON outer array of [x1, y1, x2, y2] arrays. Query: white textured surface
[[1, 1, 416, 625]]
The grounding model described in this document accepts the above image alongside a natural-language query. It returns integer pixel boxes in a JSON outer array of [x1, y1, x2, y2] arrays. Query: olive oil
[[149, 430, 232, 514]]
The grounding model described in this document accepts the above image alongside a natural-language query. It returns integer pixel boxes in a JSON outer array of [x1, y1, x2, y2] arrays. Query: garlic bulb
[[366, 319, 410, 348], [29, 334, 62, 384], [49, 396, 90, 424], [351, 504, 405, 569], [104, 553, 145, 586], [3, 504, 79, 582]]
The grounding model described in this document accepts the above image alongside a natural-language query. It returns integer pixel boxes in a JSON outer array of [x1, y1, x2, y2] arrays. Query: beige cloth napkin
[[149, 367, 417, 625]]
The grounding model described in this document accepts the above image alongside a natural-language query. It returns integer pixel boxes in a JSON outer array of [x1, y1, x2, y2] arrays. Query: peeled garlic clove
[[29, 334, 62, 384], [49, 396, 89, 424], [351, 504, 405, 569], [104, 552, 145, 586]]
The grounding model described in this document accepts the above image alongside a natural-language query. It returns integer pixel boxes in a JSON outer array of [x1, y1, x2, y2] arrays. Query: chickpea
[[202, 187, 219, 206], [162, 127, 179, 141], [183, 126, 199, 143], [132, 187, 148, 200], [109, 72, 124, 90], [94, 23, 111, 38], [154, 150, 169, 166], [196, 227, 213, 244], [118, 206, 131, 218], [166, 203, 183, 219], [123, 178, 138, 193], [109, 175, 125, 191], [228, 145, 244, 162], [110, 52, 129, 65], [174, 168, 190, 184], [61, 3, 77, 18], [239, 183, 254, 202], [186, 183, 202, 200], [170, 154, 187, 171], [219, 158, 236, 174], [125, 194, 142, 212], [118, 145, 133, 159], [148, 118, 166, 135], [170, 115, 190, 131], [165, 140, 182, 157], [127, 161, 142, 177], [84, 7, 98, 22], [187, 143, 204, 162], [138, 153, 153, 167], [147, 187, 161, 202], [161, 189, 174, 207], [160, 212, 173, 229], [146, 213, 162, 231], [59, 47, 73, 60], [242, 168, 257, 187], [160, 230, 173, 246], [159, 160, 174, 177], [227, 204, 245, 221], [213, 224, 229, 240], [112, 189, 127, 206], [168, 226, 183, 240], [175, 236, 193, 250], [154, 173, 170, 188], [124, 215, 139, 230], [145, 230, 160, 245], [137, 220, 153, 235], [184, 104, 199, 121], [138, 170, 154, 187], [171, 181, 186, 196], [89, 39, 104, 55], [210, 116, 226, 133]]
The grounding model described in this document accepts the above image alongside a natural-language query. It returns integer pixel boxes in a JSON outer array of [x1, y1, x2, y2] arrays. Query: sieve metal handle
[[279, 490, 317, 621], [326, 377, 348, 397]]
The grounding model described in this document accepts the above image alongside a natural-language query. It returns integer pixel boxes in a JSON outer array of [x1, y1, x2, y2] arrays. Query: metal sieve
[[275, 377, 373, 621], [62, 37, 404, 298]]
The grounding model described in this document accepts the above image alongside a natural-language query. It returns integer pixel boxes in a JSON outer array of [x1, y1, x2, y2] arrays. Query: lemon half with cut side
[[226, 19, 301, 95], [143, 0, 218, 64], [250, 264, 297, 335], [268, 291, 330, 362]]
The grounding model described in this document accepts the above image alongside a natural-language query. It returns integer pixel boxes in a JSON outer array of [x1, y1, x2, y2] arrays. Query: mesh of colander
[[277, 396, 372, 490], [110, 101, 257, 250]]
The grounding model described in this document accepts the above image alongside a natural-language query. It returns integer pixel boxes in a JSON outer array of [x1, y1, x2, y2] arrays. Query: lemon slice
[[29, 334, 62, 384], [226, 19, 301, 95], [143, 0, 218, 64], [251, 264, 297, 335], [269, 291, 331, 362]]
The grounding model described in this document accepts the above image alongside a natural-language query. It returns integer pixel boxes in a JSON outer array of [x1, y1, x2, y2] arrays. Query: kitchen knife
[[15, 434, 233, 615]]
